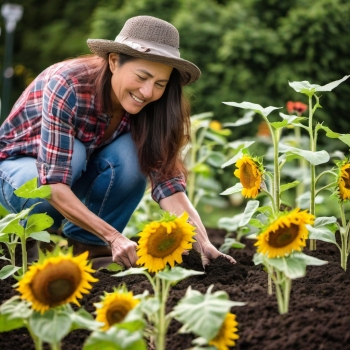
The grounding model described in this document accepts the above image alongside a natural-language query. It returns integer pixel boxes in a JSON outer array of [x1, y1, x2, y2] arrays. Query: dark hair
[[69, 53, 190, 181]]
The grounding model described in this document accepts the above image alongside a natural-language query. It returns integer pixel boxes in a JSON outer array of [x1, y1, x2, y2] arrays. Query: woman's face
[[109, 53, 173, 114]]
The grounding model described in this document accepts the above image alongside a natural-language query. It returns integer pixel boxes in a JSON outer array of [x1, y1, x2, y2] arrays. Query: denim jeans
[[0, 133, 147, 245]]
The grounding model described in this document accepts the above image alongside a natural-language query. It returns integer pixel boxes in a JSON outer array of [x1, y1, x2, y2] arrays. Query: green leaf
[[14, 178, 52, 199], [204, 130, 227, 145], [139, 297, 160, 317], [28, 231, 51, 243], [0, 205, 9, 219], [0, 265, 21, 279], [223, 101, 282, 118], [70, 308, 103, 332], [83, 328, 146, 350], [29, 309, 72, 344], [26, 214, 54, 236], [314, 216, 337, 227], [156, 266, 204, 282], [306, 224, 337, 245], [223, 110, 255, 127], [219, 238, 245, 253], [292, 252, 327, 266], [0, 314, 25, 332], [113, 267, 148, 278], [288, 76, 350, 95], [217, 214, 244, 233], [220, 183, 243, 195], [0, 208, 33, 234], [104, 263, 125, 272], [270, 120, 288, 129], [206, 152, 227, 168], [267, 256, 306, 279], [279, 144, 330, 165], [239, 200, 259, 227], [278, 112, 307, 125], [338, 134, 350, 147], [171, 286, 244, 341], [280, 181, 300, 194], [0, 296, 32, 319], [318, 125, 340, 138]]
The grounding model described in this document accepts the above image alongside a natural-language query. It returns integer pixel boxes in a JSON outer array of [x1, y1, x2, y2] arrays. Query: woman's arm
[[159, 192, 236, 266], [48, 183, 138, 267]]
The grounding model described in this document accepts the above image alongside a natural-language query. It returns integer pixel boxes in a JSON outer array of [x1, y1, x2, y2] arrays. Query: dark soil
[[1, 229, 350, 350]]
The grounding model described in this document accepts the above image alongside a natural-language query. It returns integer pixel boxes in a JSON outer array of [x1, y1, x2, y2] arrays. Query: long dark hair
[[68, 53, 190, 181]]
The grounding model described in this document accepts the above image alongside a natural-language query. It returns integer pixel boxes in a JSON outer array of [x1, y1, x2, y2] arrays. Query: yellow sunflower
[[136, 211, 196, 273], [209, 313, 239, 350], [95, 288, 139, 331], [234, 154, 263, 198], [17, 248, 98, 314], [209, 120, 222, 131], [337, 160, 350, 201], [255, 208, 315, 258]]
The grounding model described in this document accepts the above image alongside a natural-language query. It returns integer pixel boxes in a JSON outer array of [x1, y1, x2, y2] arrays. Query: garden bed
[[1, 228, 350, 350]]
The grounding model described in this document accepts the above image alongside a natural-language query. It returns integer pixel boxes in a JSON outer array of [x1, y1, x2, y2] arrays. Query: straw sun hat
[[87, 15, 201, 86]]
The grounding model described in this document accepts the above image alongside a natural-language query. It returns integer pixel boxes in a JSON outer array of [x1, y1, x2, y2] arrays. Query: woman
[[0, 15, 235, 269]]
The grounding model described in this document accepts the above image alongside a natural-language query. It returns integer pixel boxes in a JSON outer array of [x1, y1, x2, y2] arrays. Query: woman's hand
[[109, 234, 138, 268], [193, 240, 236, 267]]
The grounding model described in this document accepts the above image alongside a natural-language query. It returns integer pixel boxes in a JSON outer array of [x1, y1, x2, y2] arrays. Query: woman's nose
[[139, 82, 153, 99]]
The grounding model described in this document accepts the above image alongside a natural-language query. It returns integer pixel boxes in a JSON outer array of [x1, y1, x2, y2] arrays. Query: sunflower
[[95, 288, 140, 331], [17, 248, 98, 314], [234, 154, 264, 198], [209, 120, 222, 131], [255, 208, 315, 258], [136, 211, 196, 273], [209, 313, 239, 350], [336, 160, 350, 201]]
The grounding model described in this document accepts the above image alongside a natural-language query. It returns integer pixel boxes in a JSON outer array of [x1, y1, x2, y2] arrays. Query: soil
[[1, 228, 350, 350]]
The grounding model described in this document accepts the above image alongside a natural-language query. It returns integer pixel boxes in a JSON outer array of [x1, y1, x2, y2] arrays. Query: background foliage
[[1, 0, 349, 136]]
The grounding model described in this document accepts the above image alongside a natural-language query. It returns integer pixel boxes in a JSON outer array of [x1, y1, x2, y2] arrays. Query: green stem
[[315, 182, 338, 197], [268, 274, 273, 295], [21, 238, 28, 274], [50, 343, 61, 350], [273, 270, 285, 314], [27, 325, 43, 350], [308, 95, 316, 251], [283, 277, 292, 314], [340, 203, 349, 271]]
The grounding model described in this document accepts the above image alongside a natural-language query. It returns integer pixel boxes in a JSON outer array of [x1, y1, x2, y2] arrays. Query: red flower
[[286, 101, 307, 115]]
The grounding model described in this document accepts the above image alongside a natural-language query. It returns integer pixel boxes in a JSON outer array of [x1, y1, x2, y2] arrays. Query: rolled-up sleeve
[[150, 172, 187, 203], [36, 76, 77, 186]]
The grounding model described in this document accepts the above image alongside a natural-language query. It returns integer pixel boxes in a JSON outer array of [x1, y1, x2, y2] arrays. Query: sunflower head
[[234, 154, 264, 198], [209, 312, 239, 350], [254, 208, 315, 258], [94, 285, 140, 331], [335, 159, 350, 202], [17, 246, 98, 314], [136, 211, 196, 273], [209, 120, 222, 131]]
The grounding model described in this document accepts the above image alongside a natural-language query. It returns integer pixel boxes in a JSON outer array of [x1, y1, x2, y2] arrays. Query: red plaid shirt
[[0, 60, 186, 202]]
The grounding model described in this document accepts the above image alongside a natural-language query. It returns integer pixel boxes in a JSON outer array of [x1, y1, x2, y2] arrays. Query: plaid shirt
[[0, 60, 186, 202]]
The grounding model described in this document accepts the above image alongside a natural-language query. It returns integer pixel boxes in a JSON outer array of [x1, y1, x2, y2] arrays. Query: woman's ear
[[109, 53, 119, 71]]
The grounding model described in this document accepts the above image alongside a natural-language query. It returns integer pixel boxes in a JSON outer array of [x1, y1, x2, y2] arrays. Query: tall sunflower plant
[[218, 76, 350, 255], [0, 178, 53, 277], [171, 285, 244, 350], [112, 211, 205, 350], [0, 247, 101, 350], [183, 112, 232, 209]]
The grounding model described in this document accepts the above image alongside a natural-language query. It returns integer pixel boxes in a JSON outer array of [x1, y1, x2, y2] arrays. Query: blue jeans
[[0, 133, 147, 245]]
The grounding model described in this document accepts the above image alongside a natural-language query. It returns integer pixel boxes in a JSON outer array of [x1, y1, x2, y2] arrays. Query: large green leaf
[[220, 183, 243, 195], [156, 266, 204, 282], [29, 309, 72, 344], [171, 286, 244, 341], [26, 213, 54, 235], [0, 265, 21, 279], [219, 238, 245, 253], [223, 101, 281, 118], [69, 308, 103, 332], [14, 178, 52, 199], [288, 76, 350, 95], [279, 144, 330, 165], [83, 328, 146, 350], [29, 231, 51, 243], [0, 314, 25, 332], [0, 208, 32, 234], [239, 200, 259, 227], [280, 181, 300, 194], [306, 224, 337, 245]]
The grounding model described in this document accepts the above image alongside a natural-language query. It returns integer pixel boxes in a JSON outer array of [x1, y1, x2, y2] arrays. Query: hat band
[[115, 35, 180, 59]]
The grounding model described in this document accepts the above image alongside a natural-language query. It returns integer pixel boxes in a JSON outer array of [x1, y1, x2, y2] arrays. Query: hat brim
[[87, 39, 201, 86]]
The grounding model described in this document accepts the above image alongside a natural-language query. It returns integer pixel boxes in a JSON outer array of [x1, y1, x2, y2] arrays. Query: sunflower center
[[147, 226, 182, 258], [106, 306, 129, 325], [240, 163, 257, 189], [30, 260, 82, 306], [342, 168, 350, 189], [268, 224, 299, 248]]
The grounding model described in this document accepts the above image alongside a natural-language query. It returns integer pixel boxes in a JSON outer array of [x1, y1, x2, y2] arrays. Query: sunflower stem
[[271, 128, 280, 214], [27, 324, 43, 350], [308, 95, 316, 251], [267, 274, 273, 295], [339, 204, 349, 271], [273, 270, 285, 314], [283, 276, 292, 314], [21, 237, 28, 274], [50, 342, 61, 350]]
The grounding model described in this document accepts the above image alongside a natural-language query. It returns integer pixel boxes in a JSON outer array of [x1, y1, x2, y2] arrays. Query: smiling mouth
[[131, 93, 144, 103]]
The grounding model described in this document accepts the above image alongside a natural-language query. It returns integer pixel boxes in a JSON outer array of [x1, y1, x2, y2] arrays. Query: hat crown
[[119, 16, 179, 49]]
